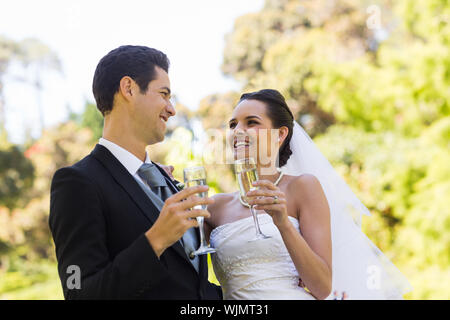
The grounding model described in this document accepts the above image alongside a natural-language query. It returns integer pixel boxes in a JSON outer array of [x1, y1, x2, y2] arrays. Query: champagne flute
[[183, 166, 216, 256], [234, 158, 271, 242]]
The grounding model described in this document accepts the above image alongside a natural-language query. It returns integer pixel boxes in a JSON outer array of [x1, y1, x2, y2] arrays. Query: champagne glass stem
[[248, 205, 271, 241], [250, 205, 263, 236], [197, 216, 206, 246], [183, 166, 216, 256]]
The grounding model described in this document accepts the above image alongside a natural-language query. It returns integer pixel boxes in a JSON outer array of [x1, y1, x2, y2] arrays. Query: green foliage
[[314, 123, 450, 299], [197, 92, 240, 130], [1, 0, 449, 300], [0, 145, 34, 210], [0, 253, 63, 300], [78, 102, 104, 142], [209, 0, 450, 299], [0, 121, 94, 299]]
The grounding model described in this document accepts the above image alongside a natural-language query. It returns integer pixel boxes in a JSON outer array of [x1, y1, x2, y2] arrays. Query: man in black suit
[[49, 45, 222, 300]]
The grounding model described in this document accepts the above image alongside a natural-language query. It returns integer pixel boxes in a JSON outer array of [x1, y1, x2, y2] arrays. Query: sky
[[0, 0, 264, 143]]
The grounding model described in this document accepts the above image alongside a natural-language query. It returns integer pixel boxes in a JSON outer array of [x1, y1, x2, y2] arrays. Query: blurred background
[[0, 0, 449, 299]]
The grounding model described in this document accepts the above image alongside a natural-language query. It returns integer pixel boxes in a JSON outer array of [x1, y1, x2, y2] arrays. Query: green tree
[[197, 0, 450, 299], [78, 102, 104, 142], [0, 146, 34, 210], [0, 121, 94, 299]]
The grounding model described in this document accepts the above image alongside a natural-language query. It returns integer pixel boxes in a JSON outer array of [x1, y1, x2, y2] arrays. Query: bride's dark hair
[[238, 89, 294, 167]]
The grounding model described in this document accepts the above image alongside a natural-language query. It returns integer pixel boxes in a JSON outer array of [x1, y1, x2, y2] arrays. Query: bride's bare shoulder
[[207, 192, 238, 228], [288, 173, 320, 185], [286, 173, 324, 199], [286, 174, 329, 214], [209, 192, 237, 209]]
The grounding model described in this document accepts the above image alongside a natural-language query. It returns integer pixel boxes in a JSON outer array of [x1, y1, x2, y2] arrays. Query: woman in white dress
[[205, 89, 411, 300]]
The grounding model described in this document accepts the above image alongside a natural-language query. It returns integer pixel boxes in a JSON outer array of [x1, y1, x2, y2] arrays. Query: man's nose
[[167, 100, 176, 117]]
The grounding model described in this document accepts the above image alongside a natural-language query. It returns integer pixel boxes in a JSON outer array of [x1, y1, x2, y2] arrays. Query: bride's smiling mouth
[[233, 136, 252, 149]]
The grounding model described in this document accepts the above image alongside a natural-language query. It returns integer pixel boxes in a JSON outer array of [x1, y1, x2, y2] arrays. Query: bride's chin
[[233, 149, 258, 160]]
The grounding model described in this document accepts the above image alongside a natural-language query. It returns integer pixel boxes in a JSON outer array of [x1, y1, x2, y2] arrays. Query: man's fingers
[[178, 196, 214, 211], [186, 209, 211, 220], [166, 185, 209, 204]]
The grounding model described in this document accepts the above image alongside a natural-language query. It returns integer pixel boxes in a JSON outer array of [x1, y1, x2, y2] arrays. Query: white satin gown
[[210, 213, 316, 300]]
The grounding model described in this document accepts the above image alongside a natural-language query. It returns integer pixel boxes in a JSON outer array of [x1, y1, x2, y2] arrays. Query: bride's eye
[[229, 122, 236, 129]]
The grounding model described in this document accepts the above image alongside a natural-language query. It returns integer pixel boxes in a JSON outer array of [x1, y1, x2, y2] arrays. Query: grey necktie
[[137, 163, 199, 272], [137, 163, 171, 200]]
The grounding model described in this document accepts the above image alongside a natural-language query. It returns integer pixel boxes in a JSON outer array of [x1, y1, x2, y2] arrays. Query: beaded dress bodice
[[210, 213, 314, 300]]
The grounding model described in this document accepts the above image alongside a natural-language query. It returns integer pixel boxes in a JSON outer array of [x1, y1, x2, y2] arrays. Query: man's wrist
[[145, 228, 166, 258]]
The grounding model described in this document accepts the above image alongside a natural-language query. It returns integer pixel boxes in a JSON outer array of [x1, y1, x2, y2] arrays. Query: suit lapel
[[91, 144, 160, 225], [91, 145, 198, 271]]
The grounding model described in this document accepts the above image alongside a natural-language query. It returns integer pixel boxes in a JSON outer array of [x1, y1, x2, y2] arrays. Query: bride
[[205, 89, 411, 300]]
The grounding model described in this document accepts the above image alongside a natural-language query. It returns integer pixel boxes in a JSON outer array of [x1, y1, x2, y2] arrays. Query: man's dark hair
[[239, 89, 294, 167], [92, 45, 169, 116]]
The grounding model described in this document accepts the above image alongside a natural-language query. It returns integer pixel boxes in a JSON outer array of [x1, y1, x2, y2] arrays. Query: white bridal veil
[[281, 121, 412, 299]]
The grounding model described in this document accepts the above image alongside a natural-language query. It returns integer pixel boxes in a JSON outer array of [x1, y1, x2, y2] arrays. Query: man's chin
[[147, 134, 165, 146], [154, 136, 165, 144]]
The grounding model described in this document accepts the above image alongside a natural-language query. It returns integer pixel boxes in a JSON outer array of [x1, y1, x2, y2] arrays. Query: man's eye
[[229, 123, 236, 129], [248, 120, 258, 125]]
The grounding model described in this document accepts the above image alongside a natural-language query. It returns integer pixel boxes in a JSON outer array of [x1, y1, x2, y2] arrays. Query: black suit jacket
[[49, 144, 222, 300]]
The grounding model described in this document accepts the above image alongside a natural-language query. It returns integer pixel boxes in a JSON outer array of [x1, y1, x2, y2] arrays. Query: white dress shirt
[[98, 138, 152, 187]]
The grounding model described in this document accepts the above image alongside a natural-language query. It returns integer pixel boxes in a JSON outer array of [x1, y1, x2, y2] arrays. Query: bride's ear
[[278, 126, 289, 145]]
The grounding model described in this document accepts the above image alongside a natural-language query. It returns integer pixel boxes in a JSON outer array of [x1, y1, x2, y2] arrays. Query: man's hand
[[145, 185, 214, 258]]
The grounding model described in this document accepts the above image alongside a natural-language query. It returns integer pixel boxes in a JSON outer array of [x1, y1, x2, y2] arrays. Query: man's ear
[[118, 76, 135, 101]]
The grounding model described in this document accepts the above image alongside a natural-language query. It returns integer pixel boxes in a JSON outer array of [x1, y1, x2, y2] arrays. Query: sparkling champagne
[[183, 166, 216, 256], [186, 178, 208, 209], [234, 158, 271, 241], [236, 168, 258, 205]]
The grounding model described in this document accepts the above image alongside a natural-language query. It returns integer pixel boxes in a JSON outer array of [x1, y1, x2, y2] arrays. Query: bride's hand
[[246, 180, 290, 229]]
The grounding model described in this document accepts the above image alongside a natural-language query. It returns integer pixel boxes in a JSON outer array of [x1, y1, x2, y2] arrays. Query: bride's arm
[[283, 175, 332, 299], [249, 174, 332, 300], [204, 193, 225, 244]]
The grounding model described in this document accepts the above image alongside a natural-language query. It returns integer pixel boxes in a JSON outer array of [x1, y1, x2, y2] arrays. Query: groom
[[49, 45, 222, 300]]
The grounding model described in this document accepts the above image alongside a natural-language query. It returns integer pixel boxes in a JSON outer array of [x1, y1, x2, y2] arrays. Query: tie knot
[[137, 163, 168, 188]]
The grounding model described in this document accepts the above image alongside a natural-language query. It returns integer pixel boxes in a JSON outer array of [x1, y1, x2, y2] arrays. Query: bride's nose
[[233, 127, 248, 141], [233, 120, 248, 133]]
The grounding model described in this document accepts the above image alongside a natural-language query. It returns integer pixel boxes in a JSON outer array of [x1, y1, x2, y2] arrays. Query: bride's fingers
[[253, 204, 284, 211], [246, 189, 283, 198], [252, 180, 278, 190], [249, 196, 286, 206]]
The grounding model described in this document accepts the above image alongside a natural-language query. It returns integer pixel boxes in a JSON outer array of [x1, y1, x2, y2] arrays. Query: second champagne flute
[[183, 166, 216, 256], [234, 158, 271, 242]]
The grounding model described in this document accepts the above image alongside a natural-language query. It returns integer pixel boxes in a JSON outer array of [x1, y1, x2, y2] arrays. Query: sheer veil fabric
[[281, 121, 412, 299]]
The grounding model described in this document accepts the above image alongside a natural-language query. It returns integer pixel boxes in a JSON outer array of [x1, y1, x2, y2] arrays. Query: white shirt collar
[[99, 138, 151, 176]]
